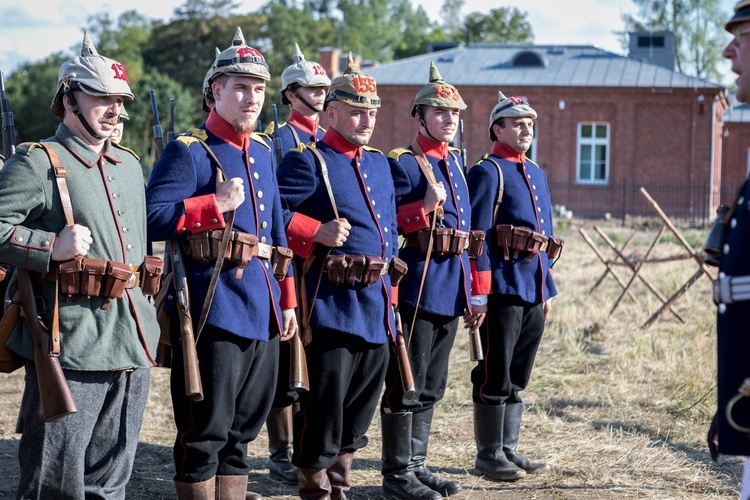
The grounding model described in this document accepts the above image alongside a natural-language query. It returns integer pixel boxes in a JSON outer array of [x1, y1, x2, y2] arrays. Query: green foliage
[[464, 7, 534, 45]]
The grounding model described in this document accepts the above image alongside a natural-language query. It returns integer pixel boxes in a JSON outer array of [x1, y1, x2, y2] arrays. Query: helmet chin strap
[[64, 88, 106, 141], [294, 91, 323, 114], [418, 108, 441, 144]]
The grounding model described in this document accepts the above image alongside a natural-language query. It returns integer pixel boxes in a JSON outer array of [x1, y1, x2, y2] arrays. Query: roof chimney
[[628, 31, 676, 71], [317, 47, 341, 77]]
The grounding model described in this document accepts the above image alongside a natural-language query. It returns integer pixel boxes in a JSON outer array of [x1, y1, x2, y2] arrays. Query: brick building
[[317, 34, 728, 221]]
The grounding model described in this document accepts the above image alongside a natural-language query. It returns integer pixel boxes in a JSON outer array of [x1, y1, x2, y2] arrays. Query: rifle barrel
[[150, 90, 165, 159], [1, 71, 16, 159]]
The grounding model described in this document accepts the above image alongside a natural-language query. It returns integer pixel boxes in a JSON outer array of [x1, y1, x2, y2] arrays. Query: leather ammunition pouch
[[51, 256, 164, 307], [408, 227, 471, 257], [467, 230, 485, 258], [0, 264, 8, 282], [324, 255, 388, 286], [388, 257, 408, 286], [495, 224, 564, 262], [187, 229, 291, 281]]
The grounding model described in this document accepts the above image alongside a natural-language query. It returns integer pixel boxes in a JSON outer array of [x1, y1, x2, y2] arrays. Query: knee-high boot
[[381, 412, 442, 500], [266, 405, 298, 484], [216, 475, 258, 500], [503, 403, 548, 473], [473, 403, 526, 481], [411, 408, 462, 496], [298, 468, 332, 500], [327, 452, 353, 500], [173, 477, 215, 499]]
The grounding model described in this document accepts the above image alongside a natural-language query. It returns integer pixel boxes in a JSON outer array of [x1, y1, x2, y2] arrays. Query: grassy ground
[[0, 220, 742, 499]]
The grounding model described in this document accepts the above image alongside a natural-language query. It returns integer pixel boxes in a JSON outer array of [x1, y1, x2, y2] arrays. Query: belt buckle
[[125, 272, 137, 289], [380, 262, 390, 276], [258, 244, 272, 260]]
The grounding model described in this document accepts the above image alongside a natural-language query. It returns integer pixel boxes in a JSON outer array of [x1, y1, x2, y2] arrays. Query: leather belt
[[45, 263, 142, 289], [713, 274, 750, 304]]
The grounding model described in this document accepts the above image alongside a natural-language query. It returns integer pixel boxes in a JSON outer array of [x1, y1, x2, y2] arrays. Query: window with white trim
[[577, 123, 609, 184]]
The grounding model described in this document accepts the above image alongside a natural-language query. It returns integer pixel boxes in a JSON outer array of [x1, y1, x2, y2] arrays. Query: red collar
[[206, 110, 250, 151], [321, 127, 361, 159], [491, 141, 525, 163], [288, 109, 319, 137], [416, 133, 448, 159]]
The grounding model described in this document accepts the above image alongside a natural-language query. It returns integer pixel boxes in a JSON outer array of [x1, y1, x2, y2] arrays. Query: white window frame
[[576, 122, 610, 184]]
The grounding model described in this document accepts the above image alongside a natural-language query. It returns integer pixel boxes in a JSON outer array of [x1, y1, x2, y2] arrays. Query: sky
[[0, 0, 740, 80]]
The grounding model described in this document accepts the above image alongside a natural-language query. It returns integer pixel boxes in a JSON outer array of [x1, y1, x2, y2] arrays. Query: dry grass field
[[0, 220, 743, 499]]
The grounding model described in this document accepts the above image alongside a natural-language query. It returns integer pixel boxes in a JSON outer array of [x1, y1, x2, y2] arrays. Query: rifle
[[167, 99, 176, 143], [1, 71, 15, 160], [16, 268, 77, 421], [273, 103, 310, 392], [169, 240, 203, 401], [393, 309, 416, 400], [150, 90, 165, 159], [459, 118, 467, 176]]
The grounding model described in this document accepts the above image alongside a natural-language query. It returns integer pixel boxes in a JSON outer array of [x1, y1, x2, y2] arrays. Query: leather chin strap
[[64, 88, 105, 141], [416, 107, 441, 144], [294, 91, 323, 114]]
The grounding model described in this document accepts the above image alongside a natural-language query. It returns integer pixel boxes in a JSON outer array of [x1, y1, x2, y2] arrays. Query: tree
[[439, 0, 465, 40], [463, 8, 534, 45], [620, 0, 726, 81]]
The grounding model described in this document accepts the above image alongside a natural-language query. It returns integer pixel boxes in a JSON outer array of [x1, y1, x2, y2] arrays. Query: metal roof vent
[[512, 50, 547, 68]]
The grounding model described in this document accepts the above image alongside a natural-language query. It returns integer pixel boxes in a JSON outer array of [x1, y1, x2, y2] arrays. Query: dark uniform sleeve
[[277, 148, 322, 258], [467, 160, 496, 295]]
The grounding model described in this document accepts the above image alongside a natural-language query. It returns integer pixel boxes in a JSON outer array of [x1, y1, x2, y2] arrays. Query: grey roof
[[366, 43, 723, 90], [724, 93, 750, 123]]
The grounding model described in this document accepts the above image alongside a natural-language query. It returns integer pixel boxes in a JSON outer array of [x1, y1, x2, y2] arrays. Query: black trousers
[[381, 304, 459, 413], [471, 295, 545, 405], [293, 328, 388, 469], [171, 325, 278, 482], [271, 339, 299, 408]]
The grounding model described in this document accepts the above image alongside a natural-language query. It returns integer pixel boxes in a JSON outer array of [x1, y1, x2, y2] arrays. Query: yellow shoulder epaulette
[[388, 147, 412, 161], [251, 132, 271, 150], [264, 122, 276, 135], [363, 145, 383, 155], [475, 153, 490, 167], [15, 142, 43, 156], [176, 128, 208, 146], [111, 142, 140, 161], [290, 143, 308, 153], [448, 146, 460, 153]]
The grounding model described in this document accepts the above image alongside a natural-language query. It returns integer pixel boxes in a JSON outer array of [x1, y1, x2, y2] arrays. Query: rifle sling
[[485, 157, 506, 227], [193, 138, 234, 342]]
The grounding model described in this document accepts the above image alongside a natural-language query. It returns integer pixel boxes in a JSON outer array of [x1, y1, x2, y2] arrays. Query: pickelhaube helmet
[[488, 91, 537, 141], [119, 106, 129, 122], [727, 0, 750, 31], [202, 47, 221, 113], [51, 31, 134, 117], [324, 52, 381, 110], [411, 62, 466, 117], [209, 28, 270, 84], [281, 43, 331, 98]]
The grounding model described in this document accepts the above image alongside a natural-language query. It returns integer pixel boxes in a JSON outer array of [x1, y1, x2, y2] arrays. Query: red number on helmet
[[111, 63, 129, 82], [312, 65, 327, 76]]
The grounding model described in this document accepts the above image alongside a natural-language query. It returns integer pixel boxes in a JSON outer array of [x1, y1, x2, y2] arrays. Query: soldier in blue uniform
[[710, 2, 750, 495], [262, 43, 331, 485], [466, 92, 561, 482], [277, 53, 399, 499], [146, 29, 297, 499], [380, 62, 481, 499]]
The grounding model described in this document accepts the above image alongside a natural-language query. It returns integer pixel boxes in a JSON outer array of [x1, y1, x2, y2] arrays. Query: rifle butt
[[289, 332, 309, 392], [395, 332, 416, 400], [469, 328, 484, 361], [33, 346, 78, 422], [180, 317, 203, 402]]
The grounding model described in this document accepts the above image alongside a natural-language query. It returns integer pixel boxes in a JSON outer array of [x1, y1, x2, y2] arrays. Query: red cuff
[[390, 285, 398, 306], [279, 276, 297, 310], [397, 200, 430, 233], [287, 213, 321, 258], [176, 194, 225, 234], [471, 261, 492, 295]]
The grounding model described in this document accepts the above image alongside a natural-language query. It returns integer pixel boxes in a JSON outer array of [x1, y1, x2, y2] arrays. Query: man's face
[[213, 75, 266, 134], [418, 106, 459, 143], [289, 86, 328, 115], [326, 102, 377, 146], [724, 21, 750, 103], [63, 91, 122, 146], [494, 116, 534, 153]]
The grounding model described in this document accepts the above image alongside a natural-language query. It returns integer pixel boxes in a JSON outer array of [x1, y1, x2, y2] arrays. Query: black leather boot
[[266, 405, 298, 484], [411, 408, 462, 496], [473, 403, 526, 481], [381, 412, 442, 499], [503, 403, 548, 474]]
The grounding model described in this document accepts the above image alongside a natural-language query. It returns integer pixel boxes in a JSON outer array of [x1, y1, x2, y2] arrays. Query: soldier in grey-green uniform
[[0, 32, 160, 499]]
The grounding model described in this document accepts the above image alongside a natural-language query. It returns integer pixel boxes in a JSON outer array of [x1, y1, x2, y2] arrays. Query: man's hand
[[423, 182, 446, 214], [314, 218, 351, 247], [51, 224, 93, 261], [543, 300, 552, 320], [280, 308, 297, 341], [215, 176, 245, 213], [464, 303, 487, 331]]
